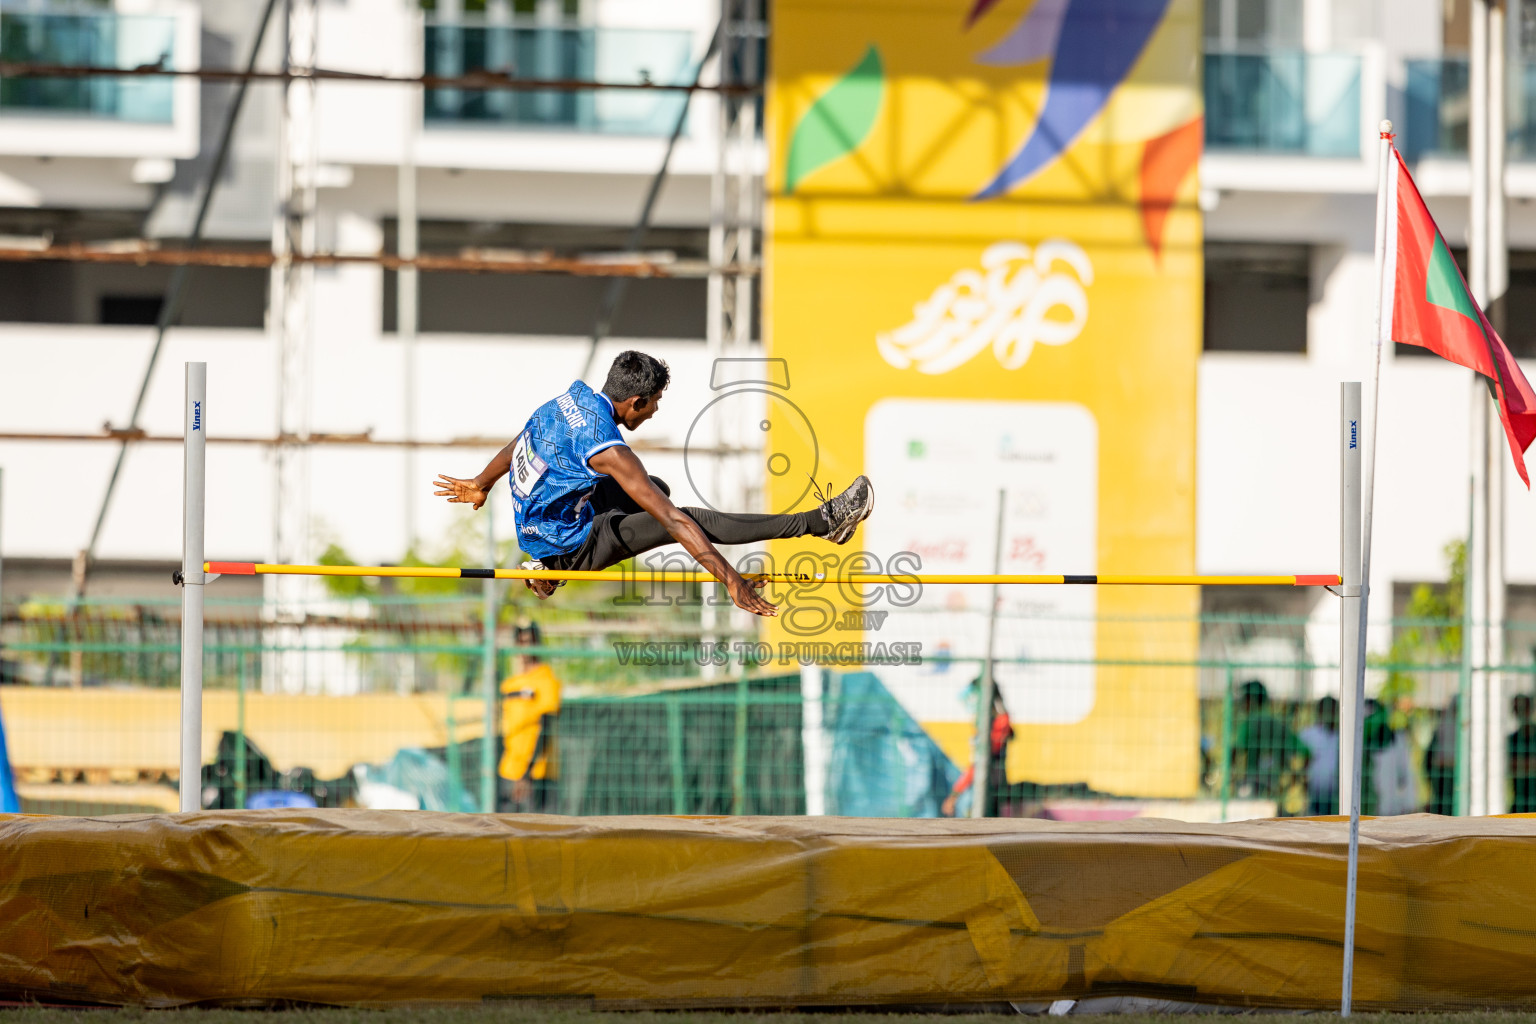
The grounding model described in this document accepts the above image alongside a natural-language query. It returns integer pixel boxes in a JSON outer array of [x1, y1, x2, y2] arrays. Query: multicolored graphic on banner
[[766, 0, 1203, 797]]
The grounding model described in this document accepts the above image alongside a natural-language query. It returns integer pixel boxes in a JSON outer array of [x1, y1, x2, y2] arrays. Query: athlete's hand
[[727, 575, 778, 617], [434, 474, 488, 511]]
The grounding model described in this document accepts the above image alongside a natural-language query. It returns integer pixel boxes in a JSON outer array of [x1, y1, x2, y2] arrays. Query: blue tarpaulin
[[825, 671, 958, 817], [0, 691, 18, 813]]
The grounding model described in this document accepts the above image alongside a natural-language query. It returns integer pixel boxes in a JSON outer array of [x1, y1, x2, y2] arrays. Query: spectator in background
[[1233, 679, 1308, 813], [1298, 695, 1340, 815], [1370, 696, 1419, 816], [941, 679, 1011, 818], [1425, 696, 1459, 815], [498, 621, 561, 813], [1507, 693, 1536, 812], [1354, 697, 1420, 816]]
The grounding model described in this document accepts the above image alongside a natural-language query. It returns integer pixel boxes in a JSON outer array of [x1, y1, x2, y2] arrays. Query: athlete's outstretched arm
[[588, 445, 777, 617], [433, 439, 515, 511]]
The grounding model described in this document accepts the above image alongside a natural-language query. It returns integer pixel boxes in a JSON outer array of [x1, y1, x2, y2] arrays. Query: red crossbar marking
[[1293, 574, 1341, 586], [207, 561, 257, 575]]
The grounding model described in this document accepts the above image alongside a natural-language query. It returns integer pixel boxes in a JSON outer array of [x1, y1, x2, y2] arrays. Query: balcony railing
[[0, 10, 175, 123], [424, 22, 693, 134], [1403, 57, 1536, 161], [1204, 51, 1362, 158]]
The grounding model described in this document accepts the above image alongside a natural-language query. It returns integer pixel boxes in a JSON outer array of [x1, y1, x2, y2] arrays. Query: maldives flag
[[1382, 148, 1536, 485]]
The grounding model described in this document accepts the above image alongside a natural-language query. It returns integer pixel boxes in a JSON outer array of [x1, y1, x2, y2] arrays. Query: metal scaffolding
[[0, 244, 758, 277], [267, 0, 320, 694], [6, 0, 769, 653]]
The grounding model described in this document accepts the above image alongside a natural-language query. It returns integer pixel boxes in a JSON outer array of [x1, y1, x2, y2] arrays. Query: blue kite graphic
[[973, 0, 1172, 200]]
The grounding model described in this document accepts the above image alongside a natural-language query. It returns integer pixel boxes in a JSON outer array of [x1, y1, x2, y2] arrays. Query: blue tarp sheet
[[0, 692, 18, 813], [825, 671, 959, 817]]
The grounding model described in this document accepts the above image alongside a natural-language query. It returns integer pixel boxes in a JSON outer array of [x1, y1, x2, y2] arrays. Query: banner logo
[[876, 240, 1093, 375]]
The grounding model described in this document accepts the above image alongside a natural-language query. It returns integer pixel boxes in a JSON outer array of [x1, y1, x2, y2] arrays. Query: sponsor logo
[[906, 538, 967, 562], [999, 434, 1055, 463], [1350, 419, 1358, 450], [1008, 535, 1046, 569], [900, 490, 974, 514], [192, 401, 201, 432]]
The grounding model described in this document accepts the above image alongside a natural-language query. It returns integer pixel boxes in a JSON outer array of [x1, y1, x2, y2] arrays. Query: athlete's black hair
[[602, 350, 671, 403]]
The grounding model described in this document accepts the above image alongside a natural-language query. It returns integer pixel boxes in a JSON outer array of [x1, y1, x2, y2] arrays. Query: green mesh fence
[[4, 594, 1534, 820]]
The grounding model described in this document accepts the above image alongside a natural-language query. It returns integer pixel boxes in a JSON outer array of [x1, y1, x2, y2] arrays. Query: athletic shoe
[[815, 475, 875, 545], [520, 559, 563, 600]]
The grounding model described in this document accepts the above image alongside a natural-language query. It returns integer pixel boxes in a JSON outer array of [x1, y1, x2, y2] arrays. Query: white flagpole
[[1342, 119, 1395, 1017]]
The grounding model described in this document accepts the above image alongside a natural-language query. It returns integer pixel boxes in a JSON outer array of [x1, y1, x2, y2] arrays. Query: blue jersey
[[508, 380, 626, 560]]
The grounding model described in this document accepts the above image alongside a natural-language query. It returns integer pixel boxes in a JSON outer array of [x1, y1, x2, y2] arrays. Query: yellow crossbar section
[[206, 561, 1341, 587], [3, 811, 1535, 1009]]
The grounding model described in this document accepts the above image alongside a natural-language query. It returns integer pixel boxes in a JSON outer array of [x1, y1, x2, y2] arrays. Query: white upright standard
[[1338, 382, 1363, 823], [180, 362, 207, 813]]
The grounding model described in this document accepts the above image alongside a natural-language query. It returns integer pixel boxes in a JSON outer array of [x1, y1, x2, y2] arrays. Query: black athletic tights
[[543, 476, 829, 572]]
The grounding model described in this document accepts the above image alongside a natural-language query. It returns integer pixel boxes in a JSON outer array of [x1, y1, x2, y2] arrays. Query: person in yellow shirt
[[499, 622, 561, 812]]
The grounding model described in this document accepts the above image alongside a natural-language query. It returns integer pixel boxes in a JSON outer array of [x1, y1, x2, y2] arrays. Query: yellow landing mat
[[2, 811, 1534, 1010]]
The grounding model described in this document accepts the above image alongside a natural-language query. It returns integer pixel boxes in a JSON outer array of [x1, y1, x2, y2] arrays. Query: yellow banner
[[766, 0, 1203, 796]]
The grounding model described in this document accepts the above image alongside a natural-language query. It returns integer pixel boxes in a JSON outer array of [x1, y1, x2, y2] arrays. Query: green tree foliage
[[1381, 539, 1464, 706]]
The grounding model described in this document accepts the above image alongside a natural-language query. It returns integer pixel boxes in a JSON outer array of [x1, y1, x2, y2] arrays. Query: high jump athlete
[[433, 350, 873, 617]]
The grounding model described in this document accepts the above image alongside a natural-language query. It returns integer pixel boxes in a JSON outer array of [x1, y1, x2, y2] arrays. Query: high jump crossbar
[[203, 562, 1341, 587], [177, 363, 1364, 815]]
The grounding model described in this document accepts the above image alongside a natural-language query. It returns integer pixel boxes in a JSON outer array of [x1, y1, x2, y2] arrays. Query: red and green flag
[[1381, 147, 1536, 486]]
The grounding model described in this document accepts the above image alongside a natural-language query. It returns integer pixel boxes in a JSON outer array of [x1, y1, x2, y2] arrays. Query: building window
[[98, 296, 164, 326], [419, 0, 580, 15], [381, 219, 719, 339], [1498, 252, 1536, 358], [0, 209, 267, 328], [1203, 242, 1310, 353], [1204, 0, 1303, 47]]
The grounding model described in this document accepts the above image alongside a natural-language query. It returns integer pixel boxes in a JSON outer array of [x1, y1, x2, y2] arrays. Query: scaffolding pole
[[0, 244, 758, 276], [399, 6, 422, 555], [268, 0, 319, 695], [698, 0, 766, 669], [481, 495, 498, 813], [0, 61, 762, 94]]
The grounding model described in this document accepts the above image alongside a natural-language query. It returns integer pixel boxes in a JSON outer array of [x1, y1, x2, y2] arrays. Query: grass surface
[[7, 1010, 1536, 1024]]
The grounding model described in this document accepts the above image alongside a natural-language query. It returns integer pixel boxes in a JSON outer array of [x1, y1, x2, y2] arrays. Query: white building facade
[[0, 0, 1533, 685]]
